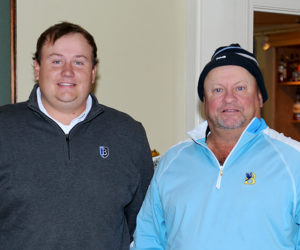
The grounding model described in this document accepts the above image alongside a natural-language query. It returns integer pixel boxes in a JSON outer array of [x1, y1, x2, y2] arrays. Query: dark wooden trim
[[10, 0, 16, 103]]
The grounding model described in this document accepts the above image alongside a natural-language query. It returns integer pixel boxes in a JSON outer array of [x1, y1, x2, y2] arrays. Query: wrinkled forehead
[[41, 33, 93, 57], [43, 33, 88, 46], [204, 65, 257, 88]]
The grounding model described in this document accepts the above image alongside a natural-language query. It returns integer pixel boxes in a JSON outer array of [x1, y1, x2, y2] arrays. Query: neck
[[50, 111, 83, 125], [206, 128, 242, 165], [42, 101, 86, 125]]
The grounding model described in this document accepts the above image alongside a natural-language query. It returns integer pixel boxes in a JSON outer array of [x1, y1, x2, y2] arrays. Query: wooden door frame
[[10, 0, 16, 103]]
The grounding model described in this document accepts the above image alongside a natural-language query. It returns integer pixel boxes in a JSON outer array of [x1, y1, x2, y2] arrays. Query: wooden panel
[[274, 46, 300, 141], [0, 0, 12, 105], [269, 31, 300, 47], [10, 0, 16, 103]]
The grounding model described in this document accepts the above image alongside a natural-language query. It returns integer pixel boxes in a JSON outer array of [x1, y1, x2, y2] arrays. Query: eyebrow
[[47, 53, 63, 59], [233, 80, 247, 85], [47, 53, 89, 61], [206, 80, 248, 89], [73, 55, 89, 61]]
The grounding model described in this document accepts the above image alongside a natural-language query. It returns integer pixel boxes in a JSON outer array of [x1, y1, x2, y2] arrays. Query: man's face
[[204, 65, 263, 131], [34, 33, 97, 115]]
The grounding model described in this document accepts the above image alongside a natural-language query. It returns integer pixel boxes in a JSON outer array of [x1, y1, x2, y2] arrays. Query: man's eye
[[215, 88, 222, 93], [237, 86, 245, 91], [75, 61, 83, 66], [53, 60, 61, 64]]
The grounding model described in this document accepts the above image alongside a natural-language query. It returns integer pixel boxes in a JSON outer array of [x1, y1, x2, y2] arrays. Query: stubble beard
[[216, 115, 245, 130]]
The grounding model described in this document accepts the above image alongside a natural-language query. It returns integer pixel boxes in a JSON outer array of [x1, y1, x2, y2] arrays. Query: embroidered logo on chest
[[244, 172, 256, 185], [99, 146, 109, 159]]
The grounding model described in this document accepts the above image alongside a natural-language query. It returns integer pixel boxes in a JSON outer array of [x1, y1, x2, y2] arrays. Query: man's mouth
[[222, 109, 239, 113], [57, 82, 77, 86]]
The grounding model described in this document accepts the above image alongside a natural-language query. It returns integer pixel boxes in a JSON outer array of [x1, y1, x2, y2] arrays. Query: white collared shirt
[[36, 87, 92, 134]]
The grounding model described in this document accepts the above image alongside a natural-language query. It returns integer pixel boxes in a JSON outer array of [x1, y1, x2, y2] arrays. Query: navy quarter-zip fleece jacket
[[0, 85, 154, 250]]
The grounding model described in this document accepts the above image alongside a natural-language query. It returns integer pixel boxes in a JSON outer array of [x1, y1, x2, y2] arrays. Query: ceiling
[[254, 12, 300, 47], [254, 12, 300, 35]]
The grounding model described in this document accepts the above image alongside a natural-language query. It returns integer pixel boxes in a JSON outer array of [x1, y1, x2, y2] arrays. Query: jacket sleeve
[[294, 169, 300, 250], [132, 175, 167, 250], [297, 226, 300, 250], [295, 185, 300, 249], [125, 123, 154, 242], [296, 206, 300, 249]]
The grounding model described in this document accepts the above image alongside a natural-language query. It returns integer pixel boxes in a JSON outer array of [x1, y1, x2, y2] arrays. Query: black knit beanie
[[198, 43, 268, 103]]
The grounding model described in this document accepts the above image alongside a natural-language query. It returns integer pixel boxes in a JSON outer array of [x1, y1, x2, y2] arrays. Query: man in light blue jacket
[[133, 44, 300, 250]]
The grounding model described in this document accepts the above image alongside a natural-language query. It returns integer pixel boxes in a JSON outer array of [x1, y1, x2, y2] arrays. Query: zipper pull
[[216, 166, 224, 189]]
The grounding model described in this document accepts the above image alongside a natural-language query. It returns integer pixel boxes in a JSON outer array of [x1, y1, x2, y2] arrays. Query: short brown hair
[[33, 21, 98, 66]]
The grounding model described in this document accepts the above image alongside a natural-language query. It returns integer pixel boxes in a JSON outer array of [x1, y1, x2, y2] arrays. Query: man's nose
[[224, 89, 236, 102], [61, 62, 75, 77]]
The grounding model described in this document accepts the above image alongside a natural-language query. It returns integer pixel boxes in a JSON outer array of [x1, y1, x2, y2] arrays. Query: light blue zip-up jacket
[[133, 118, 300, 250]]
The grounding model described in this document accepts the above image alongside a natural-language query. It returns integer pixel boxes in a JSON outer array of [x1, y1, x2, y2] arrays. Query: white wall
[[186, 0, 300, 127], [17, 0, 186, 154]]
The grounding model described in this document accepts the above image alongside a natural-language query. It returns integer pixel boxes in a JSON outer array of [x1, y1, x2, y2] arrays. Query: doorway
[[254, 11, 300, 138]]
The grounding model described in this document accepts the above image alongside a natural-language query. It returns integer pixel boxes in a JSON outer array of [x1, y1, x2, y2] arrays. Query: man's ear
[[91, 64, 98, 84], [33, 60, 40, 81], [258, 91, 263, 108]]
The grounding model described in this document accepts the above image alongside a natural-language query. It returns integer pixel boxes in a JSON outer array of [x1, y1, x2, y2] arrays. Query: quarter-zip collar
[[187, 117, 267, 145], [36, 87, 93, 134], [187, 117, 268, 189], [27, 84, 105, 161], [27, 84, 105, 126]]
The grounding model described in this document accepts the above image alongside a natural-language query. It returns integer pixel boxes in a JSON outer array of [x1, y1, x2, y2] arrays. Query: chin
[[218, 119, 245, 130]]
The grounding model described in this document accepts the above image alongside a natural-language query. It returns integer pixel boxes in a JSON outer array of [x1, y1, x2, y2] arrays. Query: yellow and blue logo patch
[[244, 172, 256, 185]]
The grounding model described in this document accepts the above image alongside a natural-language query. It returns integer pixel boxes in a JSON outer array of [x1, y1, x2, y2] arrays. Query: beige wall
[[17, 0, 300, 154], [17, 0, 186, 154]]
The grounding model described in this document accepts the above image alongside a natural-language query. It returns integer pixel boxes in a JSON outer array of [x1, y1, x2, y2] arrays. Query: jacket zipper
[[29, 98, 105, 162], [216, 165, 224, 189], [66, 134, 70, 160], [190, 119, 260, 190], [192, 138, 226, 190]]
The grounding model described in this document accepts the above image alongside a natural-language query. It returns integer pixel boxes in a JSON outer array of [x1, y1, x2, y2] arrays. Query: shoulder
[[263, 127, 300, 153], [0, 101, 30, 121], [94, 104, 149, 143], [0, 102, 33, 136], [98, 104, 141, 126], [0, 101, 28, 113], [155, 139, 194, 181]]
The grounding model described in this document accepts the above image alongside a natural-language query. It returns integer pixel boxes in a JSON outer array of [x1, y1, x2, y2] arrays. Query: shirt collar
[[36, 87, 92, 134]]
